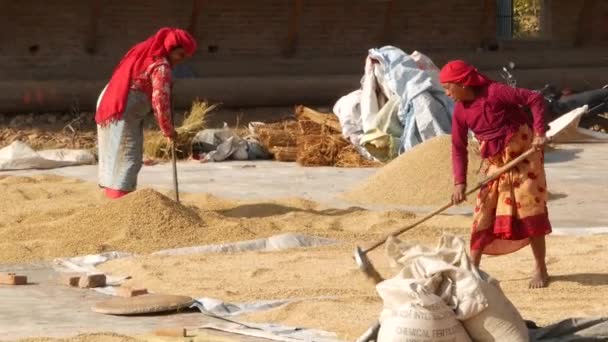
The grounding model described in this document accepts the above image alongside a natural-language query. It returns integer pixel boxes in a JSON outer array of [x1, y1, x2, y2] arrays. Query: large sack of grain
[[462, 272, 529, 342], [385, 235, 529, 342], [376, 276, 472, 342]]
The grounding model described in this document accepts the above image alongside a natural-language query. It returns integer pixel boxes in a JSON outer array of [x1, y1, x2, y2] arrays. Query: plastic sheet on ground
[[198, 316, 343, 342], [529, 317, 608, 341], [52, 233, 344, 341], [0, 141, 96, 171], [53, 233, 337, 296], [152, 232, 337, 256]]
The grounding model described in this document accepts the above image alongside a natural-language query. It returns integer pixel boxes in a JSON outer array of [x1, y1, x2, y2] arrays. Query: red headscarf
[[96, 27, 197, 124], [439, 60, 491, 87]]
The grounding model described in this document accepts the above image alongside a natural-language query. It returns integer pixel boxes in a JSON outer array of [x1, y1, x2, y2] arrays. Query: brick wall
[[548, 0, 608, 46], [0, 0, 489, 81], [0, 0, 604, 82]]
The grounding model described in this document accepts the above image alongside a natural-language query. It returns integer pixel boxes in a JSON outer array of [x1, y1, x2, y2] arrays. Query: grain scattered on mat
[[100, 244, 393, 340], [343, 135, 482, 206], [13, 333, 143, 342], [101, 234, 608, 340]]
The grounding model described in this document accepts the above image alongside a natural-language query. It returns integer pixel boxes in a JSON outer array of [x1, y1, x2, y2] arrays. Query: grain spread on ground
[[343, 135, 483, 206], [100, 235, 608, 340], [0, 175, 467, 263], [13, 333, 143, 342], [2, 175, 606, 341]]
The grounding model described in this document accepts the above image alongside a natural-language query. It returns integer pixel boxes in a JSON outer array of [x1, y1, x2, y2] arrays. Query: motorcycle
[[499, 62, 608, 124]]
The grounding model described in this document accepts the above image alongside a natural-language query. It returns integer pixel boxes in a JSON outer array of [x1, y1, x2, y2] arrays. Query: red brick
[[78, 274, 107, 288], [0, 273, 28, 285], [116, 286, 148, 297], [59, 273, 84, 287]]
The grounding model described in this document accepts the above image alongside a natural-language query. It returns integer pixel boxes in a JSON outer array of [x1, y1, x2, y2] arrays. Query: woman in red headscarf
[[95, 27, 197, 199], [440, 60, 551, 289]]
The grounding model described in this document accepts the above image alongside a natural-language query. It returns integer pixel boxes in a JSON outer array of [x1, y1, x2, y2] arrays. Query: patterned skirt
[[97, 90, 150, 192], [472, 124, 552, 255]]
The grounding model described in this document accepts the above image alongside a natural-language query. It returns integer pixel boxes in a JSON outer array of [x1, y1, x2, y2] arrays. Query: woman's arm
[[150, 64, 174, 138], [452, 106, 469, 185]]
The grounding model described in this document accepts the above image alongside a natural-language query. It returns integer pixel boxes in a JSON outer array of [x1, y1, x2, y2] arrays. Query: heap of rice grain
[[0, 189, 205, 259], [343, 135, 482, 206]]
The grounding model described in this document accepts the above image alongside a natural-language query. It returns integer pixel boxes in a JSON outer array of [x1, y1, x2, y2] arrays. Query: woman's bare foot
[[529, 267, 549, 289]]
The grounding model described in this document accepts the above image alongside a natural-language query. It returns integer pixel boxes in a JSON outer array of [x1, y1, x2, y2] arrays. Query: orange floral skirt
[[472, 125, 552, 255]]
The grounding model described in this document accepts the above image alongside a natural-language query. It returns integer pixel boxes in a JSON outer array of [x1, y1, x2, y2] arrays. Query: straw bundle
[[334, 145, 381, 168], [270, 146, 298, 162], [144, 100, 216, 159], [258, 129, 297, 148], [296, 134, 350, 167]]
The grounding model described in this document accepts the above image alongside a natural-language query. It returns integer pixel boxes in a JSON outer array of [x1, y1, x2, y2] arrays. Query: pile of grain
[[0, 175, 469, 262], [0, 188, 205, 260], [343, 135, 482, 206]]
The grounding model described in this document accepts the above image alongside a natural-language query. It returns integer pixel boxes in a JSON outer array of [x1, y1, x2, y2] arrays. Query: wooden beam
[[84, 0, 103, 54], [378, 0, 395, 45], [282, 0, 304, 58], [188, 0, 204, 38]]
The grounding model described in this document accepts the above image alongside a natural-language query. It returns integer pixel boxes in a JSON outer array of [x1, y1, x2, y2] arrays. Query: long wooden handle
[[170, 89, 180, 203], [362, 147, 539, 254]]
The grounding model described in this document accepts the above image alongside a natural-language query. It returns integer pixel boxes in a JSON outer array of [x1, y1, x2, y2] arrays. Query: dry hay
[[343, 135, 482, 206], [143, 100, 216, 159], [335, 145, 382, 168], [254, 121, 299, 149], [294, 106, 378, 168], [14, 333, 143, 342], [294, 105, 342, 133], [0, 127, 96, 150], [270, 146, 298, 162], [296, 134, 349, 167]]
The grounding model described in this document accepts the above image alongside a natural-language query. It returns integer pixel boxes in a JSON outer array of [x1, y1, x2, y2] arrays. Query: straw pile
[[296, 134, 348, 166], [343, 135, 482, 206], [253, 121, 299, 161], [294, 106, 380, 168], [0, 128, 96, 150], [143, 100, 216, 159], [270, 146, 298, 162]]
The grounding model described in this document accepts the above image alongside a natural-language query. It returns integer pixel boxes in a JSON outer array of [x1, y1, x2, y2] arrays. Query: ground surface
[[0, 141, 607, 341]]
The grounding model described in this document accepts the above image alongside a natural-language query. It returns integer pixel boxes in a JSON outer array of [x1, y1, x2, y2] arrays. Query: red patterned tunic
[[130, 57, 174, 137]]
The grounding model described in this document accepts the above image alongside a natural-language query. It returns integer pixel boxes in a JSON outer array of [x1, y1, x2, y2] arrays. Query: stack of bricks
[[59, 272, 147, 296]]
